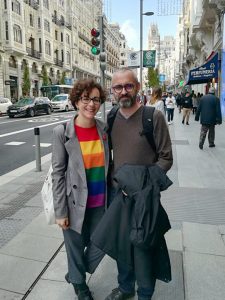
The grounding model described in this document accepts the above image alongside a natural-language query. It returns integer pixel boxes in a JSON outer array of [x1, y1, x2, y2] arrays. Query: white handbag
[[41, 165, 56, 225]]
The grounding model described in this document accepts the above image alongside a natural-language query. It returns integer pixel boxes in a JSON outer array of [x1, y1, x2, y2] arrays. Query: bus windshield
[[40, 85, 72, 99]]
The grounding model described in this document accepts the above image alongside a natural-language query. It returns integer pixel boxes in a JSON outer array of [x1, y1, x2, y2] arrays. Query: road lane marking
[[0, 119, 70, 138], [32, 143, 52, 148], [5, 141, 26, 146]]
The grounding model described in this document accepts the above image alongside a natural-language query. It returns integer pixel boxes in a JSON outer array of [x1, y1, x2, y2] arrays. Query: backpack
[[41, 123, 68, 225], [107, 105, 156, 152]]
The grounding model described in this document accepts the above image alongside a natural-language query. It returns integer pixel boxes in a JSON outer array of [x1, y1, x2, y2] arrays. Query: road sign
[[143, 50, 156, 67]]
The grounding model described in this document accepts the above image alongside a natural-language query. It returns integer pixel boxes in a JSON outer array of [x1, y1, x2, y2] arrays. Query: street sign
[[5, 80, 11, 85], [143, 50, 156, 68], [127, 51, 140, 68]]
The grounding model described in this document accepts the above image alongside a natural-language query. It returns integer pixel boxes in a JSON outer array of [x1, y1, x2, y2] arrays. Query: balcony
[[52, 15, 62, 26], [78, 32, 92, 46], [54, 58, 63, 67], [24, 0, 39, 10], [26, 47, 41, 59]]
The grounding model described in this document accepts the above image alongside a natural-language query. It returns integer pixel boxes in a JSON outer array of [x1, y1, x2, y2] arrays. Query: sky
[[106, 0, 179, 50]]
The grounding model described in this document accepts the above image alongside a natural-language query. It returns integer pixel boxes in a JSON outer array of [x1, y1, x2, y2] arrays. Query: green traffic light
[[91, 47, 100, 55]]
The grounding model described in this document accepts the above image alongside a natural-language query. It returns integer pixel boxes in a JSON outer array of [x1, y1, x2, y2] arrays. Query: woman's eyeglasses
[[80, 97, 101, 105], [112, 83, 135, 94]]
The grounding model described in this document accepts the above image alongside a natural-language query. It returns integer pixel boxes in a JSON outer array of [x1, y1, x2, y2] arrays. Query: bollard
[[34, 127, 41, 171]]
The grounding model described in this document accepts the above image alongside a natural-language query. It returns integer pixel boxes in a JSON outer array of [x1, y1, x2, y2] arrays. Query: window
[[55, 30, 58, 40], [30, 14, 34, 27], [43, 0, 49, 9], [44, 19, 50, 32], [5, 21, 9, 40], [12, 0, 21, 15], [66, 52, 70, 64], [4, 0, 7, 9], [13, 25, 22, 43], [45, 40, 51, 55], [38, 17, 41, 28], [59, 0, 64, 7], [39, 38, 42, 53], [61, 50, 64, 62], [66, 34, 70, 45], [61, 32, 63, 42]]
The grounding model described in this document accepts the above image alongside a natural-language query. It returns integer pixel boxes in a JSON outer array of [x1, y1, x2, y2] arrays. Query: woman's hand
[[56, 218, 69, 230]]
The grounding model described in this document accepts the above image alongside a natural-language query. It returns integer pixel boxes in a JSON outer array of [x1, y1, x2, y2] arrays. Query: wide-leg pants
[[63, 206, 105, 284]]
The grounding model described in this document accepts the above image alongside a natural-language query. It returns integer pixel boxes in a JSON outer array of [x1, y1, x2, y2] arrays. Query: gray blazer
[[52, 116, 109, 234]]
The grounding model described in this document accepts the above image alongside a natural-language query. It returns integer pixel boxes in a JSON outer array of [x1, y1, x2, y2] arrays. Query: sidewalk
[[0, 109, 225, 300]]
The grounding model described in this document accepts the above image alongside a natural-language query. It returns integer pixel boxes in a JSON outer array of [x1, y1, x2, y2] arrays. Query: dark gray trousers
[[199, 124, 215, 146], [63, 206, 105, 284]]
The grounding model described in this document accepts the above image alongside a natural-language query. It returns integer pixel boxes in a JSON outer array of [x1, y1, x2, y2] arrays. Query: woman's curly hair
[[70, 79, 106, 109]]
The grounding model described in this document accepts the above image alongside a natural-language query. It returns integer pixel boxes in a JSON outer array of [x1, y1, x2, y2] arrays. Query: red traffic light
[[91, 28, 100, 37]]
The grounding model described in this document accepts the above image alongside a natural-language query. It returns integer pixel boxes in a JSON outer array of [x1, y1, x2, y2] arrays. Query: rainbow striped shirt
[[75, 124, 105, 208]]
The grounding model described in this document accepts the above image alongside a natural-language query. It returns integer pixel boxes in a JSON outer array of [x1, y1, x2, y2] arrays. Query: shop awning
[[186, 52, 218, 85]]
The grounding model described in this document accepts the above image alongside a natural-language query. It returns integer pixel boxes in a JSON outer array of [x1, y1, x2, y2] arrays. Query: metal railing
[[26, 47, 41, 59]]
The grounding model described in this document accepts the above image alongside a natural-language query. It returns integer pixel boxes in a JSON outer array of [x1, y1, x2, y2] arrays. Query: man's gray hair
[[112, 67, 139, 84]]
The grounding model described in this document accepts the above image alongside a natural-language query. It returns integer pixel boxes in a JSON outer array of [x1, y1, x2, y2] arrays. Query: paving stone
[[10, 206, 43, 220], [25, 279, 75, 300], [165, 229, 183, 252], [0, 289, 22, 299], [22, 213, 63, 239], [0, 232, 63, 262], [0, 253, 45, 294], [184, 251, 225, 300], [25, 193, 43, 207], [183, 222, 225, 255]]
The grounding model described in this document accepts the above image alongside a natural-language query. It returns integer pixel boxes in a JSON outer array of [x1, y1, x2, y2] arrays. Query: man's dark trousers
[[199, 124, 215, 146]]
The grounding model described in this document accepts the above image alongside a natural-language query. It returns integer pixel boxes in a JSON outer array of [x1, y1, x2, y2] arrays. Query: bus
[[40, 85, 73, 100]]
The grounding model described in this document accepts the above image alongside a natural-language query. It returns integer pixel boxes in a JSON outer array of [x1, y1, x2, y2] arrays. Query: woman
[[165, 91, 176, 125], [147, 87, 165, 115], [52, 79, 109, 300]]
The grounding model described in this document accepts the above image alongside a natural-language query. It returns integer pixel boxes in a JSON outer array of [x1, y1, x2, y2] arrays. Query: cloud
[[120, 20, 139, 50]]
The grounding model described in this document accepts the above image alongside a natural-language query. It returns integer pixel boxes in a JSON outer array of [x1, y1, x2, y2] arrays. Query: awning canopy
[[186, 52, 218, 85]]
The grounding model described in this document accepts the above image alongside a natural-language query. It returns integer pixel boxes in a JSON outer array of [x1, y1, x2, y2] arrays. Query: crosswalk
[[4, 141, 52, 147]]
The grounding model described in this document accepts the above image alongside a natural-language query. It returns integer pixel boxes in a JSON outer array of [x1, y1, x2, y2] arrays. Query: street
[[0, 103, 112, 176]]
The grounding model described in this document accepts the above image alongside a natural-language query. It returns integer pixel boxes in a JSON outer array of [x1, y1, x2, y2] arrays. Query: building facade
[[0, 0, 125, 99]]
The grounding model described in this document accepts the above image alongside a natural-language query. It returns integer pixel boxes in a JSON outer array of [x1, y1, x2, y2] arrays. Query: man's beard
[[118, 95, 137, 108]]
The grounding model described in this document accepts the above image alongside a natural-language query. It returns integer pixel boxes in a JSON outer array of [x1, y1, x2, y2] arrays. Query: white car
[[51, 94, 74, 112], [0, 98, 12, 114]]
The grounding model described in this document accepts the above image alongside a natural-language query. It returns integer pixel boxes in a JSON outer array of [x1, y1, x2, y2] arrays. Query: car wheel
[[65, 106, 69, 112], [46, 107, 51, 115], [28, 109, 35, 117]]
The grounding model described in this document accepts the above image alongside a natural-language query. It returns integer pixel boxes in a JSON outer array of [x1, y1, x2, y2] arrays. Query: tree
[[147, 67, 159, 88], [42, 65, 49, 86], [22, 65, 31, 96], [60, 71, 66, 84]]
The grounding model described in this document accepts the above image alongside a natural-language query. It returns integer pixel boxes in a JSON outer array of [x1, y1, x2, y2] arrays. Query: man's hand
[[56, 218, 69, 230]]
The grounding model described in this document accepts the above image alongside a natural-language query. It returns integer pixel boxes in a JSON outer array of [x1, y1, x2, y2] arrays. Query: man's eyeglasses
[[80, 96, 101, 105], [112, 83, 135, 94]]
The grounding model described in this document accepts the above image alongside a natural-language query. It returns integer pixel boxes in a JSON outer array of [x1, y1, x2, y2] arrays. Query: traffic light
[[91, 28, 100, 55]]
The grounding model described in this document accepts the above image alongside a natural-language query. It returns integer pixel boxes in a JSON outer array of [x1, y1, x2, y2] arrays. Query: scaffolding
[[157, 0, 183, 16]]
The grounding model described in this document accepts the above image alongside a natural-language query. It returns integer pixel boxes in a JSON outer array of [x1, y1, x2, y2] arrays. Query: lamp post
[[140, 0, 154, 92]]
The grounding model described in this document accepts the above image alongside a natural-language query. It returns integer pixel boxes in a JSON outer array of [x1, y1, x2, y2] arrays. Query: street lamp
[[140, 0, 154, 92]]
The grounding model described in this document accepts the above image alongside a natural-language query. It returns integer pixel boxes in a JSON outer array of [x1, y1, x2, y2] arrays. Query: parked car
[[0, 98, 12, 115], [7, 97, 52, 118], [34, 96, 53, 112], [51, 94, 73, 112]]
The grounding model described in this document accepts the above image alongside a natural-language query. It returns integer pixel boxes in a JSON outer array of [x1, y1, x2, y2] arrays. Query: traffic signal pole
[[99, 15, 106, 121]]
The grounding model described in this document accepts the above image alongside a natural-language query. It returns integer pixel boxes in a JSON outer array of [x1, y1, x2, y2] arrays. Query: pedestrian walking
[[195, 87, 222, 149], [192, 93, 198, 114], [51, 79, 109, 300], [146, 86, 165, 116], [165, 92, 176, 124], [181, 91, 193, 125], [94, 68, 173, 300]]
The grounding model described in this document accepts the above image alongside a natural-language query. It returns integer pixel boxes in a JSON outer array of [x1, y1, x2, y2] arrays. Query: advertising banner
[[220, 17, 225, 118], [127, 51, 140, 68], [143, 50, 156, 68]]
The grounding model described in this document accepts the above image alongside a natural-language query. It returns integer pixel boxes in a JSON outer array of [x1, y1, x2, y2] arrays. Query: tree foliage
[[42, 65, 49, 86], [60, 71, 66, 84], [22, 65, 31, 96], [146, 67, 159, 88]]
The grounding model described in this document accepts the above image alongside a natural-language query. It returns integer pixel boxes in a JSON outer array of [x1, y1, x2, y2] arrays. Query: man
[[195, 87, 222, 149], [181, 91, 193, 125], [105, 68, 173, 300]]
